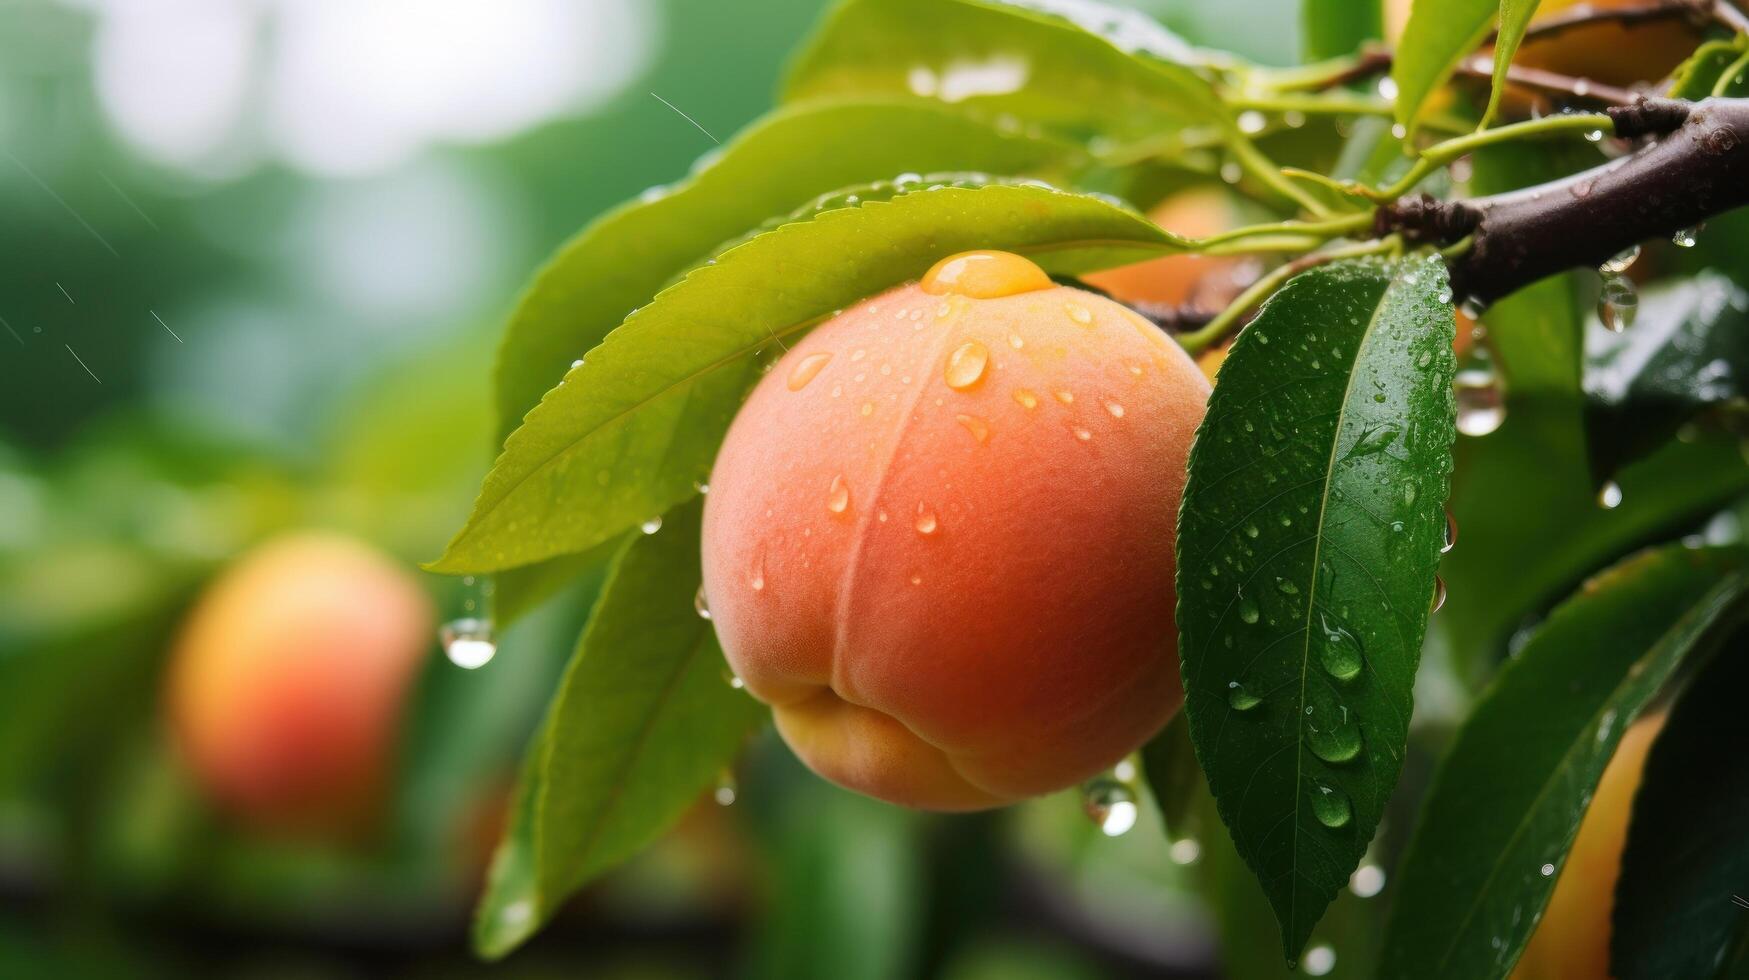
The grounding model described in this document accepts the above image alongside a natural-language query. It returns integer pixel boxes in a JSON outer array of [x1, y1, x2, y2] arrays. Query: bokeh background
[[0, 2, 1318, 977]]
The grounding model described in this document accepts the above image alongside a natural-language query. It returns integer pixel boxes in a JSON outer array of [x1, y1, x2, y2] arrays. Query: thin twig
[[1714, 0, 1749, 34], [1494, 0, 1713, 46], [1456, 55, 1643, 107]]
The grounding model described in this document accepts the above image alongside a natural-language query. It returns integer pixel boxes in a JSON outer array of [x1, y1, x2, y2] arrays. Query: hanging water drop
[[441, 617, 497, 669], [1672, 224, 1703, 248], [1081, 776, 1138, 837], [1597, 273, 1638, 332], [1598, 480, 1623, 509], [641, 515, 664, 535], [714, 769, 738, 806], [694, 584, 712, 620], [1454, 361, 1505, 437], [1430, 575, 1447, 614], [1311, 783, 1353, 828], [944, 341, 990, 389], [1302, 944, 1337, 977], [1600, 245, 1640, 274], [1442, 509, 1458, 554], [1350, 864, 1386, 898]]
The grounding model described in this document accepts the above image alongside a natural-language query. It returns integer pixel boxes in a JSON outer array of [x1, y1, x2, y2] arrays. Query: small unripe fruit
[[1511, 712, 1665, 980], [166, 533, 434, 836], [701, 251, 1209, 810]]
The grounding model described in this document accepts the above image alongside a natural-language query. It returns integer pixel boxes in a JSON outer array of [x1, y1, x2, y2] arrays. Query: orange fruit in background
[[1510, 712, 1666, 980], [701, 251, 1209, 810], [167, 532, 434, 838], [1084, 187, 1249, 310]]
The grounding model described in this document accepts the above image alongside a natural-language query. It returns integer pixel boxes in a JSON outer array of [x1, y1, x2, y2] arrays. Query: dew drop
[[694, 584, 712, 620], [713, 770, 738, 806], [1012, 388, 1039, 410], [441, 617, 497, 669], [1307, 702, 1363, 763], [1598, 480, 1623, 509], [944, 341, 990, 389], [1319, 614, 1363, 682], [1672, 224, 1703, 248], [787, 351, 832, 390], [1311, 783, 1352, 828], [1442, 509, 1459, 554], [1238, 595, 1261, 624], [1600, 245, 1641, 275], [921, 250, 1053, 298], [1227, 680, 1262, 711], [1104, 399, 1125, 418], [914, 503, 938, 535], [641, 515, 664, 535], [1081, 776, 1137, 837], [1540, 862, 1556, 877], [1064, 302, 1093, 325], [956, 414, 990, 443], [1455, 363, 1505, 437], [1276, 578, 1300, 595], [826, 474, 851, 514], [1350, 864, 1386, 898], [1597, 273, 1638, 332], [1429, 574, 1447, 614]]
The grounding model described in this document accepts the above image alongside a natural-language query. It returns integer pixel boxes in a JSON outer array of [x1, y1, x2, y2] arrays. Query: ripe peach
[[1083, 188, 1247, 309], [1511, 712, 1666, 980], [166, 532, 435, 836], [701, 251, 1209, 810]]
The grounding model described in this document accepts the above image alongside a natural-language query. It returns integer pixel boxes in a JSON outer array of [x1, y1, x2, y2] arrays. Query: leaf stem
[[1325, 112, 1614, 203], [1712, 50, 1749, 96], [1177, 237, 1400, 354]]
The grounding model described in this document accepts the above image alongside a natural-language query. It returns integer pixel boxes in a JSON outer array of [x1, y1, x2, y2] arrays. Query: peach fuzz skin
[[166, 532, 434, 836], [701, 251, 1209, 810]]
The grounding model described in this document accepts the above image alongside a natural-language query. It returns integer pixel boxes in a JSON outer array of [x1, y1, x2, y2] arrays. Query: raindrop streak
[[826, 474, 851, 514], [944, 341, 990, 389], [1319, 614, 1363, 681], [1081, 777, 1138, 837], [1302, 944, 1337, 977], [1311, 783, 1352, 828], [694, 585, 712, 620], [1598, 481, 1623, 509], [787, 351, 833, 390], [441, 617, 497, 669], [641, 516, 664, 535], [1228, 680, 1262, 711]]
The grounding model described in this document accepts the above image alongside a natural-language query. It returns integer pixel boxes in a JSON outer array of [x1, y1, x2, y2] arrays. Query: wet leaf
[[492, 99, 1079, 443], [471, 499, 765, 959], [434, 180, 1186, 574], [785, 0, 1232, 144], [1585, 274, 1749, 482], [1379, 545, 1749, 980], [1175, 256, 1457, 960], [1140, 712, 1203, 843], [1666, 39, 1749, 101], [1613, 634, 1749, 979]]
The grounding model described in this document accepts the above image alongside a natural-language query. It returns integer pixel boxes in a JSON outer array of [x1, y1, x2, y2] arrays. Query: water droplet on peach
[[914, 503, 938, 535], [956, 414, 990, 443], [826, 474, 851, 514], [944, 341, 990, 389]]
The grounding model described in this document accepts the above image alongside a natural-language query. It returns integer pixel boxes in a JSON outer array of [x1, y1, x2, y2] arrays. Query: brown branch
[[1377, 97, 1749, 307], [1454, 55, 1645, 108], [1496, 0, 1714, 45]]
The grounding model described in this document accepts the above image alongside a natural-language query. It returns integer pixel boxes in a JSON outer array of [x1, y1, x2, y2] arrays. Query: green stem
[[1193, 212, 1374, 250], [1343, 111, 1614, 202], [1713, 50, 1749, 97], [1177, 237, 1400, 355], [1227, 132, 1335, 217]]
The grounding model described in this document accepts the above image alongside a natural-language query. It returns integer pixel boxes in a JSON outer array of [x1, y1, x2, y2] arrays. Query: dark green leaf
[[1484, 1, 1544, 127], [492, 99, 1080, 442], [1585, 273, 1749, 482], [1379, 545, 1749, 980], [1666, 40, 1749, 101], [1176, 256, 1456, 960], [1613, 629, 1749, 979], [491, 537, 623, 630], [434, 181, 1186, 574], [1301, 0, 1381, 64], [784, 0, 1231, 145], [471, 499, 765, 958], [1140, 712, 1203, 843]]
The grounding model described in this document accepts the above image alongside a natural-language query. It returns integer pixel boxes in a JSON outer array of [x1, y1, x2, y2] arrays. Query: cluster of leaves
[[437, 0, 1749, 973]]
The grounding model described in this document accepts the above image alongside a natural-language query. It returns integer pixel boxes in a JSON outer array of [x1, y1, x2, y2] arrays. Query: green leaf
[[492, 99, 1080, 443], [435, 180, 1186, 574], [1392, 0, 1521, 135], [1613, 635, 1749, 979], [491, 537, 622, 630], [1175, 256, 1457, 960], [1585, 273, 1749, 483], [1140, 712, 1203, 843], [1378, 545, 1749, 980], [471, 499, 765, 959], [784, 0, 1231, 144], [1301, 0, 1381, 63], [1666, 39, 1749, 101]]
